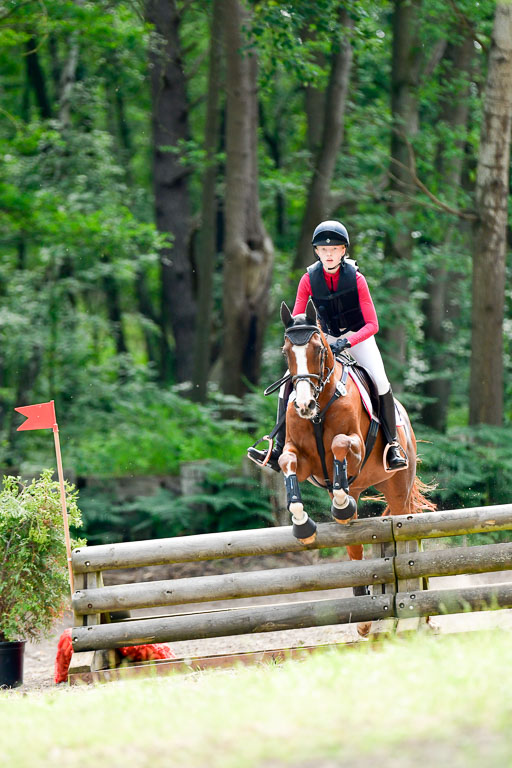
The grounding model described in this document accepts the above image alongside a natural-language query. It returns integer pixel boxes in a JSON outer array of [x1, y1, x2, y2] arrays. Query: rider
[[247, 220, 408, 472]]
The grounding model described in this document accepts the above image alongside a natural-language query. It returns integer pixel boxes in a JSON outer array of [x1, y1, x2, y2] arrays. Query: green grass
[[2, 631, 512, 767]]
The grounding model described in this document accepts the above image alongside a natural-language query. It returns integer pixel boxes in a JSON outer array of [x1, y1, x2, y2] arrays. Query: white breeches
[[326, 333, 390, 395]]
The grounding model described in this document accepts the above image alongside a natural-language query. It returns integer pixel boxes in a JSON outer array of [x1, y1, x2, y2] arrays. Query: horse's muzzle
[[294, 399, 318, 419]]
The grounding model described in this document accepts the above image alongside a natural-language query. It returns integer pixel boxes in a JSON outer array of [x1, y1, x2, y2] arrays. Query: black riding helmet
[[312, 220, 350, 247]]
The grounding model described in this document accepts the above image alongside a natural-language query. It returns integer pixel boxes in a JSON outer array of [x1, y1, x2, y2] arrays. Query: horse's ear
[[280, 301, 293, 327], [305, 298, 317, 325]]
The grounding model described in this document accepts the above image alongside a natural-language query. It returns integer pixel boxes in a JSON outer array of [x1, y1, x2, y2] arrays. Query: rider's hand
[[330, 338, 351, 356]]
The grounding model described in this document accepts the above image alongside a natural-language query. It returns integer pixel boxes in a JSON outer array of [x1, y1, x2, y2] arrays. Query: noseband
[[284, 323, 335, 400]]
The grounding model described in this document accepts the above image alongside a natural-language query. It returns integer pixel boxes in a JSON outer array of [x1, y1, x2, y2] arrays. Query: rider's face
[[315, 244, 346, 272]]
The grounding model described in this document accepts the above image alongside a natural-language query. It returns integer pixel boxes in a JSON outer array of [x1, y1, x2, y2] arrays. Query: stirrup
[[247, 435, 273, 467], [383, 441, 408, 473]]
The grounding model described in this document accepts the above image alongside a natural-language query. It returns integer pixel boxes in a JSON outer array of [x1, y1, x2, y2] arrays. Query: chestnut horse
[[278, 299, 435, 558]]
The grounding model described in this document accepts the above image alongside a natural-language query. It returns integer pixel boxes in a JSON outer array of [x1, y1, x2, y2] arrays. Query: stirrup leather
[[382, 440, 408, 473], [247, 435, 273, 467]]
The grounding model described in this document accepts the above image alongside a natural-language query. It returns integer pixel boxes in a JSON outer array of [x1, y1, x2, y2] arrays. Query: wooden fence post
[[395, 538, 428, 634]]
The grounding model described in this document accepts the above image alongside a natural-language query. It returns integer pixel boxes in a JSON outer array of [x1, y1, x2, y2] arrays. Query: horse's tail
[[409, 475, 437, 513], [382, 474, 437, 516]]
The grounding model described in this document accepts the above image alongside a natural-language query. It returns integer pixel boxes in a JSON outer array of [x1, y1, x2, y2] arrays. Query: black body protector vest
[[307, 259, 366, 337]]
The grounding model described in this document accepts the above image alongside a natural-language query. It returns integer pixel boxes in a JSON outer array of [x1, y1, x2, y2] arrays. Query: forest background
[[1, 0, 512, 544]]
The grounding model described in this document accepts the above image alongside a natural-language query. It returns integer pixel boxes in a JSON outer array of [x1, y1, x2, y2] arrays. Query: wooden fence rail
[[71, 505, 512, 573], [70, 505, 512, 660]]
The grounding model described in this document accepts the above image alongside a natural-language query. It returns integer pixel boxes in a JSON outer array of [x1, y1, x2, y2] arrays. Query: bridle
[[284, 323, 336, 402]]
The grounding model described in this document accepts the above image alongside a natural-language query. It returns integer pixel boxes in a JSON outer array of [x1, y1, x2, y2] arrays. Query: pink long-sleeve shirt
[[292, 267, 379, 347]]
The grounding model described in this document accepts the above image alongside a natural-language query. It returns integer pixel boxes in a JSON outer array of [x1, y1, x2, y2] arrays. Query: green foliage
[[0, 469, 84, 642], [0, 0, 509, 518], [64, 375, 252, 477], [183, 460, 275, 532], [78, 460, 273, 544], [417, 425, 512, 511]]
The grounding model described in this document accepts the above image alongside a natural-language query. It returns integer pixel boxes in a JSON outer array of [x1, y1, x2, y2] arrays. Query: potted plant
[[0, 469, 83, 688]]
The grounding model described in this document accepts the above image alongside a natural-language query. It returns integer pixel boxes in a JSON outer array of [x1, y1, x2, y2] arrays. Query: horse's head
[[281, 298, 335, 419]]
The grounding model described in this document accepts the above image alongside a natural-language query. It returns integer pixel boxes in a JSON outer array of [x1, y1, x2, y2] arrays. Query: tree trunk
[[102, 268, 128, 357], [300, 22, 326, 157], [146, 0, 196, 384], [25, 37, 52, 119], [48, 34, 61, 96], [105, 55, 135, 185], [294, 8, 353, 271], [381, 0, 421, 388], [469, 3, 512, 425], [134, 274, 162, 368], [422, 35, 473, 431], [192, 0, 222, 402], [260, 99, 287, 238], [58, 34, 79, 128], [304, 72, 326, 157], [221, 0, 274, 398]]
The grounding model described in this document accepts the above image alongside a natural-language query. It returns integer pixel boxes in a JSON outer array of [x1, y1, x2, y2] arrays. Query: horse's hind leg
[[279, 447, 317, 544], [374, 462, 418, 516]]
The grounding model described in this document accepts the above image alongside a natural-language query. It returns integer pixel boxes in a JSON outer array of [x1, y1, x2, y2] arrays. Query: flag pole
[[15, 399, 75, 597], [52, 421, 74, 596]]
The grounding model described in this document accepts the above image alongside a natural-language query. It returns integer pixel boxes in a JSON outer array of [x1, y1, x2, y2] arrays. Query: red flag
[[15, 400, 56, 431]]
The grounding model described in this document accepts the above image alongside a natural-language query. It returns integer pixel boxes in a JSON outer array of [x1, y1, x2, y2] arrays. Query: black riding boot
[[247, 396, 287, 473], [379, 388, 408, 470]]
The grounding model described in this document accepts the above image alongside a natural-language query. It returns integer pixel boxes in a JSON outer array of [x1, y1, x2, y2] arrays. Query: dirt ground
[[16, 553, 512, 694]]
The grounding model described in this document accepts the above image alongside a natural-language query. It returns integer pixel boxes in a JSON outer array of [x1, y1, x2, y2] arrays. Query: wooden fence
[[70, 505, 512, 665]]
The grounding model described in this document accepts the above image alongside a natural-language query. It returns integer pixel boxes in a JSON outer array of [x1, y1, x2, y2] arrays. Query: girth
[[310, 364, 379, 492]]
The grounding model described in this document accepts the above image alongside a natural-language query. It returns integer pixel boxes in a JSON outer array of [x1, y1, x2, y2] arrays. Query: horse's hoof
[[357, 621, 372, 638], [292, 517, 317, 542], [333, 516, 353, 525], [331, 495, 357, 523]]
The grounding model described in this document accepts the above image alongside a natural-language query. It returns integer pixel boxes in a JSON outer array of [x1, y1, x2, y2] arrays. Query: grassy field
[[2, 630, 512, 768]]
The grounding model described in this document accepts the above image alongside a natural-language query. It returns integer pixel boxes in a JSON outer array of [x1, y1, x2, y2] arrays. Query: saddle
[[337, 354, 405, 428], [344, 358, 380, 416]]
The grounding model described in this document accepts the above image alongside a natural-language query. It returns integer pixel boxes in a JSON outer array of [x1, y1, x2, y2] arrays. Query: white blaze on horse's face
[[292, 344, 319, 418]]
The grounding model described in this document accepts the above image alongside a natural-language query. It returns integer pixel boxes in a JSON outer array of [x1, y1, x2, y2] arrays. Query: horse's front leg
[[279, 446, 317, 544], [330, 433, 363, 524]]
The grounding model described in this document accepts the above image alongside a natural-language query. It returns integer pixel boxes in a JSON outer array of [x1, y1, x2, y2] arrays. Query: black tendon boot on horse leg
[[285, 474, 317, 544], [331, 459, 357, 523], [379, 388, 408, 471], [247, 384, 290, 472]]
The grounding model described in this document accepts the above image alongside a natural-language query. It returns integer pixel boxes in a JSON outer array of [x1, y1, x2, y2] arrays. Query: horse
[[278, 298, 435, 559]]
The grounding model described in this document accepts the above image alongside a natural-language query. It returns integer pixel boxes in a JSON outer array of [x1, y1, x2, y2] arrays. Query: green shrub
[[416, 425, 512, 510], [15, 367, 253, 478], [78, 461, 274, 544], [0, 470, 84, 642], [65, 380, 252, 477]]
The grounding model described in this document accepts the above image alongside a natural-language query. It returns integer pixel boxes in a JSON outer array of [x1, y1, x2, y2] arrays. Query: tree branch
[[0, 0, 34, 22], [186, 49, 208, 81], [447, 0, 488, 54], [329, 174, 388, 211], [390, 130, 477, 220], [177, 0, 196, 22], [188, 92, 206, 112]]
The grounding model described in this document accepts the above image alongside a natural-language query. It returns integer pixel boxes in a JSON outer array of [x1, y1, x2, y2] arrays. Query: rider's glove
[[330, 338, 351, 356]]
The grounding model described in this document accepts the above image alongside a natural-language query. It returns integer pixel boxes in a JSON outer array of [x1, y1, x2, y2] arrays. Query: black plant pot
[[0, 640, 26, 689]]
